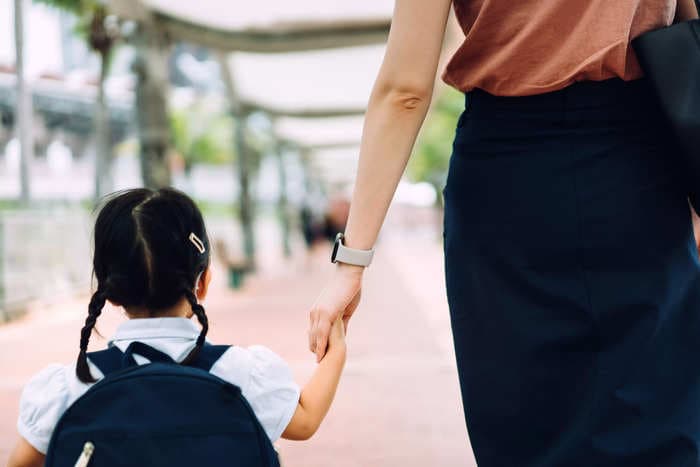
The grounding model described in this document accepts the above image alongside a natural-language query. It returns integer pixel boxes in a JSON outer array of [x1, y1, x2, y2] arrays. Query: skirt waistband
[[465, 78, 655, 115]]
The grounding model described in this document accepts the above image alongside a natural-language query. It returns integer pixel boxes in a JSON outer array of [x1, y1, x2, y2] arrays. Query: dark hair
[[77, 188, 211, 383]]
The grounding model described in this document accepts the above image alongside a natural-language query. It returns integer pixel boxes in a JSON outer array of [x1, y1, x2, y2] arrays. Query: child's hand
[[285, 315, 346, 441], [327, 316, 346, 355]]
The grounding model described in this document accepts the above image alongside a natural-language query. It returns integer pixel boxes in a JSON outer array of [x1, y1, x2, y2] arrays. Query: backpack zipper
[[74, 441, 95, 467]]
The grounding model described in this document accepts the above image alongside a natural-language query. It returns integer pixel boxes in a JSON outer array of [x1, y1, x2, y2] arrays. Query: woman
[[309, 0, 700, 465]]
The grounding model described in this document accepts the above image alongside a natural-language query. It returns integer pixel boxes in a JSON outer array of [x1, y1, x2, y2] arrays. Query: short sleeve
[[211, 345, 300, 442], [246, 346, 301, 441], [17, 365, 71, 454]]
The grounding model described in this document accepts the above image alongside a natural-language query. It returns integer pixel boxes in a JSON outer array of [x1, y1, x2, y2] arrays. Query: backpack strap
[[122, 341, 174, 365], [188, 345, 231, 372], [88, 343, 231, 377], [88, 346, 125, 377]]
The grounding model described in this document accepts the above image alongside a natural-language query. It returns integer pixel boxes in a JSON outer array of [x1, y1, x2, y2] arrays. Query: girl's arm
[[676, 0, 699, 21], [282, 317, 346, 440], [7, 437, 44, 467], [308, 0, 454, 361]]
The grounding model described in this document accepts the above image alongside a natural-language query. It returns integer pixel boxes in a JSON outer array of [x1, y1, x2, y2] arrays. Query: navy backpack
[[45, 341, 281, 467]]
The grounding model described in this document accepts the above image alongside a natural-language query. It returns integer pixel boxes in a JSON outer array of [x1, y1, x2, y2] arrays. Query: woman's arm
[[676, 0, 699, 21], [282, 317, 346, 440], [308, 0, 454, 362], [7, 437, 44, 467], [341, 0, 454, 251]]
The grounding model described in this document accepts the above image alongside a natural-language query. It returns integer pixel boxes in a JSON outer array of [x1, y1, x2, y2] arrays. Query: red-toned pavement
[[0, 238, 474, 466]]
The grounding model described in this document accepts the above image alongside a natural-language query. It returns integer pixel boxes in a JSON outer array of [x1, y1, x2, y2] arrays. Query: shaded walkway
[[0, 239, 473, 466]]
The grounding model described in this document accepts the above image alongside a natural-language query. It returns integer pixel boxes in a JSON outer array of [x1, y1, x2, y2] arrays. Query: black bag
[[45, 342, 280, 467], [632, 2, 700, 206]]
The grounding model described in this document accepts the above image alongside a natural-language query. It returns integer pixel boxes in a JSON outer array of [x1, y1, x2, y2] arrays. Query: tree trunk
[[235, 116, 256, 267], [276, 146, 291, 258], [94, 51, 111, 201], [218, 54, 256, 268], [134, 26, 171, 189], [13, 0, 32, 204]]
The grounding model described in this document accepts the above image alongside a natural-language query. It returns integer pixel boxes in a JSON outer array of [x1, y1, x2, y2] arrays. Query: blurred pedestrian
[[322, 195, 350, 242], [308, 1, 700, 466]]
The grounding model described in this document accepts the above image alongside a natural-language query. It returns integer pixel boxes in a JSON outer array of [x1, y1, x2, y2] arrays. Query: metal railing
[[0, 209, 92, 321]]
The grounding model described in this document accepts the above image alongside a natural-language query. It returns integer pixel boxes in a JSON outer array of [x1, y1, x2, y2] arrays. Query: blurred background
[[0, 1, 476, 465]]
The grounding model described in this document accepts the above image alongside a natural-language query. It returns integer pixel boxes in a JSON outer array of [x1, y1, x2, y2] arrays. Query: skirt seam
[[569, 134, 603, 465]]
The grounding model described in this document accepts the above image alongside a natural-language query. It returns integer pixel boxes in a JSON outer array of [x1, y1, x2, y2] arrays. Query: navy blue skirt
[[443, 78, 700, 466]]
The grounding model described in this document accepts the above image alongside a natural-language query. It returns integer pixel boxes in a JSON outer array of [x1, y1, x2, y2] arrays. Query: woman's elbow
[[374, 81, 433, 112]]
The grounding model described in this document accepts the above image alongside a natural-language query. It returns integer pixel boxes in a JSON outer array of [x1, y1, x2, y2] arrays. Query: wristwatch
[[331, 233, 374, 267]]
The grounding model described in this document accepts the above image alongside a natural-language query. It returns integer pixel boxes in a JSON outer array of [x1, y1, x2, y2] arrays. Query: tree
[[34, 0, 117, 200], [131, 24, 172, 190], [169, 105, 235, 173], [14, 0, 32, 203], [408, 86, 464, 206]]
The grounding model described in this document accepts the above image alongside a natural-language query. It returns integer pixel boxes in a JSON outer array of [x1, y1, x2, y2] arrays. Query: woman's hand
[[309, 263, 363, 362], [676, 0, 699, 21]]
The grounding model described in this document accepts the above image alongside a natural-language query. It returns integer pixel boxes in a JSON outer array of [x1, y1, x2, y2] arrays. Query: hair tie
[[188, 233, 206, 254]]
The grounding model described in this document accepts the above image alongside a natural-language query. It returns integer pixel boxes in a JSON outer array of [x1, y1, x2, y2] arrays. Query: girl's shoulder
[[211, 345, 300, 441], [18, 363, 90, 454], [210, 345, 297, 393]]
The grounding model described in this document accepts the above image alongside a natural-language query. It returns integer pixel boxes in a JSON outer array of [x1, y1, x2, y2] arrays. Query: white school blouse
[[17, 317, 300, 454]]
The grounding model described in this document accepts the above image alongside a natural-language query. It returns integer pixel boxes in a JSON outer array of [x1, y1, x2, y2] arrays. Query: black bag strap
[[189, 344, 231, 371], [88, 346, 123, 376], [123, 341, 175, 366], [88, 343, 231, 377]]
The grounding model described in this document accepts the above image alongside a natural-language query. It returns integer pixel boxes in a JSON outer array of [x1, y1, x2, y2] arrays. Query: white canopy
[[274, 115, 364, 148], [229, 44, 383, 114], [107, 0, 393, 185], [228, 45, 384, 184], [109, 0, 392, 52], [143, 0, 393, 32]]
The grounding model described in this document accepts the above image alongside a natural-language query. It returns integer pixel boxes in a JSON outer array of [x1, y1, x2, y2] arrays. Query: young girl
[[8, 188, 346, 467]]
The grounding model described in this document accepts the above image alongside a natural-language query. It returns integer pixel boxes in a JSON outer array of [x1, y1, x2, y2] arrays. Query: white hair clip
[[188, 233, 206, 254]]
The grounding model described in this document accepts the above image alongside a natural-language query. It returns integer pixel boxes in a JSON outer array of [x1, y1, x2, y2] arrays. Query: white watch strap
[[335, 243, 374, 267]]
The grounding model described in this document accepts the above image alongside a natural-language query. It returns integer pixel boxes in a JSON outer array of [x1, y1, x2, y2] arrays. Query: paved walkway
[[0, 235, 474, 466]]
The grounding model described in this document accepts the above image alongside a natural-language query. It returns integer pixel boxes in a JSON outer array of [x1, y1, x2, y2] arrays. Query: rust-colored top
[[442, 0, 677, 96]]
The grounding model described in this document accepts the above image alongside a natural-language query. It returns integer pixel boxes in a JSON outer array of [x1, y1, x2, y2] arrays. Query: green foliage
[[196, 200, 238, 217], [170, 104, 236, 168], [34, 0, 84, 15], [34, 0, 113, 61], [408, 86, 464, 194], [34, 0, 93, 36]]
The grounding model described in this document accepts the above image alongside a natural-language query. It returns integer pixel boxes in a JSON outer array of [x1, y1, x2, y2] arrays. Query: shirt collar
[[109, 317, 200, 345]]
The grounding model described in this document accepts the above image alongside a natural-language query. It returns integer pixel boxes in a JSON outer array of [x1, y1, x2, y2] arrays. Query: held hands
[[308, 263, 363, 362]]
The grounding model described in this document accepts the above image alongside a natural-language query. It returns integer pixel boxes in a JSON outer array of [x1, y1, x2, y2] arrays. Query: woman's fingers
[[308, 265, 364, 359]]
